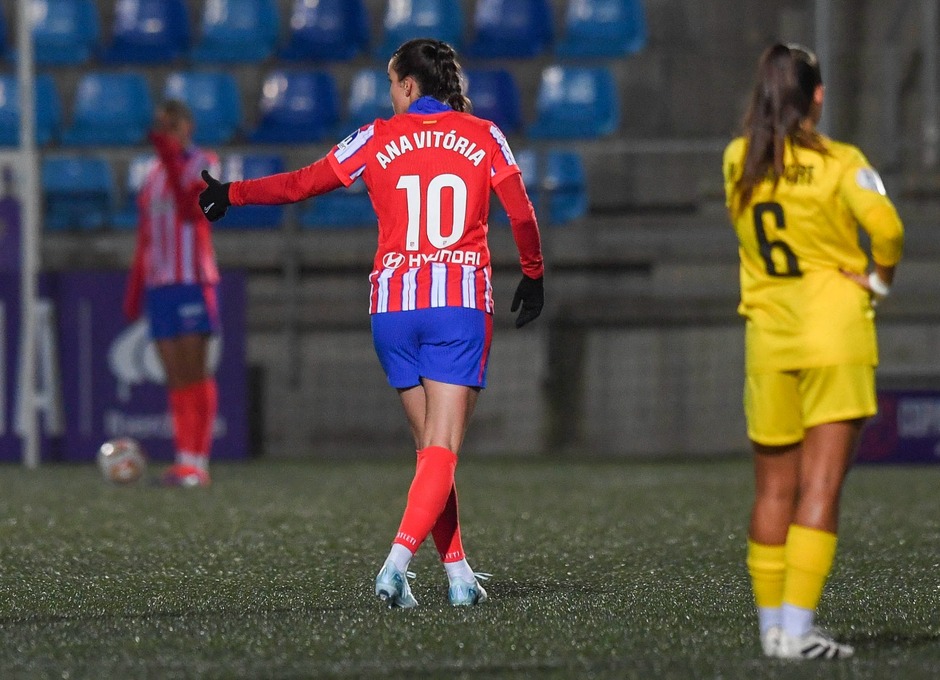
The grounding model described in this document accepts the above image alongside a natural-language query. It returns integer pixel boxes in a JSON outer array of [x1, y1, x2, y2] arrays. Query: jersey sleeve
[[494, 172, 543, 278], [488, 124, 522, 188], [327, 124, 376, 187], [838, 147, 904, 266]]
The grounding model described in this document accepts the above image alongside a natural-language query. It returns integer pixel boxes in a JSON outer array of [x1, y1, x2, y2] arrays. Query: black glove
[[510, 274, 544, 328], [199, 169, 231, 222]]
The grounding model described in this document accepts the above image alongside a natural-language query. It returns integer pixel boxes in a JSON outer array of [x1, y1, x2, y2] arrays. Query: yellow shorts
[[744, 364, 877, 446]]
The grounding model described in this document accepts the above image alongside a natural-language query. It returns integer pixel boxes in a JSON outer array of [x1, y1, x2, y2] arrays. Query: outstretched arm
[[199, 157, 345, 222], [231, 157, 344, 206]]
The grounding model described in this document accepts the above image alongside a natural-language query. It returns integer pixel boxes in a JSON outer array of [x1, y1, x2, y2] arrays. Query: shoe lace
[[472, 572, 491, 582]]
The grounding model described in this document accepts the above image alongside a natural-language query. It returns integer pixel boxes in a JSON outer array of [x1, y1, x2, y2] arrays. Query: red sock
[[394, 446, 458, 553], [193, 378, 218, 457], [432, 485, 465, 563], [170, 379, 217, 460]]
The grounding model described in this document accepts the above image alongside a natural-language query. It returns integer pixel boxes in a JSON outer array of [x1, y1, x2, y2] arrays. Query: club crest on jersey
[[383, 252, 406, 269]]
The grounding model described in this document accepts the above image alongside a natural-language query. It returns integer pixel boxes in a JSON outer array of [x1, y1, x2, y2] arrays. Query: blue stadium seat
[[556, 0, 647, 58], [281, 0, 369, 61], [62, 72, 152, 146], [112, 153, 156, 229], [31, 0, 101, 65], [163, 71, 242, 145], [300, 181, 375, 229], [543, 149, 588, 223], [0, 74, 62, 146], [468, 0, 552, 58], [42, 155, 115, 230], [103, 0, 189, 63], [379, 0, 463, 56], [528, 66, 619, 139], [515, 149, 538, 191], [191, 0, 278, 63], [250, 71, 339, 144], [490, 148, 535, 225], [490, 149, 586, 224], [464, 68, 522, 135], [346, 69, 394, 128], [218, 154, 285, 228]]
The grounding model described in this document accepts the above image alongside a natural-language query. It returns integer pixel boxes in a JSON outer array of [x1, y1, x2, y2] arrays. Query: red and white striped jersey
[[135, 133, 220, 288], [327, 110, 522, 314]]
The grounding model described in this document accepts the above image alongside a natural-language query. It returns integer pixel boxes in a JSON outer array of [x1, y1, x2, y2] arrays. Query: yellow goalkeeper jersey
[[723, 136, 904, 372]]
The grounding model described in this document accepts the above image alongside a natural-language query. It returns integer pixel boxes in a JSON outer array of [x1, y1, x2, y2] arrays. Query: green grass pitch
[[0, 458, 937, 678]]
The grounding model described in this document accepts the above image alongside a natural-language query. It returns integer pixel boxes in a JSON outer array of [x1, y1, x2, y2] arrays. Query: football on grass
[[97, 438, 147, 484]]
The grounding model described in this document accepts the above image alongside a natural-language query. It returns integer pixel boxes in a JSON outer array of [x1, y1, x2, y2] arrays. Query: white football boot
[[448, 573, 490, 606], [776, 627, 854, 660], [760, 625, 782, 657], [375, 560, 418, 609]]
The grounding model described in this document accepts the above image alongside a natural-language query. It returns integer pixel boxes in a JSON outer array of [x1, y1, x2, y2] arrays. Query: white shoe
[[448, 573, 490, 606], [375, 560, 418, 609], [760, 625, 781, 657], [777, 627, 854, 660]]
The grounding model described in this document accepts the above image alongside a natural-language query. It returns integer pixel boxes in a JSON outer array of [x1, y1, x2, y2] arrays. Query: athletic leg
[[389, 380, 477, 561], [156, 333, 214, 486], [748, 441, 799, 650], [778, 419, 862, 659]]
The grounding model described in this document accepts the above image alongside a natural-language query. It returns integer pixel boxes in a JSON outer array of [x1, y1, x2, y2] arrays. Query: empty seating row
[[42, 148, 588, 230], [0, 65, 619, 145], [0, 0, 646, 65]]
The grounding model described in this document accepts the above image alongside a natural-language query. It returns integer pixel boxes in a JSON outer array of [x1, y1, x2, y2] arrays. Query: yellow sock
[[782, 524, 837, 610], [746, 540, 786, 609]]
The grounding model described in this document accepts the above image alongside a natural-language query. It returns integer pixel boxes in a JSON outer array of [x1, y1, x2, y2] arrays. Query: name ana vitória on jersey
[[376, 130, 487, 169]]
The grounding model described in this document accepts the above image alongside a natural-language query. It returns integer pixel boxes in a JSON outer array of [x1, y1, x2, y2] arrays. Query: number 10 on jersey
[[397, 174, 469, 251]]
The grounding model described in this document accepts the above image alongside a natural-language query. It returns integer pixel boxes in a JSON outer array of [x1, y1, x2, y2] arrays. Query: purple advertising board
[[0, 190, 21, 273], [55, 270, 248, 462], [0, 273, 61, 462], [0, 273, 24, 459], [1, 270, 247, 463], [856, 390, 940, 464]]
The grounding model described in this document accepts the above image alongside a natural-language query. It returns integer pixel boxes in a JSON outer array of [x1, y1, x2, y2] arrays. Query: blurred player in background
[[199, 39, 544, 607], [124, 100, 221, 488], [724, 44, 904, 659]]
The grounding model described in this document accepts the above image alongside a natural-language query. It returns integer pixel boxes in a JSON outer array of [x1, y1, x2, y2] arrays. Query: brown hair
[[158, 99, 193, 124], [390, 38, 472, 113], [732, 43, 827, 216]]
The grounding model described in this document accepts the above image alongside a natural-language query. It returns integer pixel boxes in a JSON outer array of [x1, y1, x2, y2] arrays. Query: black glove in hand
[[511, 274, 544, 328], [199, 169, 231, 222]]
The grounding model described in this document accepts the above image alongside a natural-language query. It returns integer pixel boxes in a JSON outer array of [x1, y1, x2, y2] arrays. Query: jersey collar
[[407, 96, 451, 114]]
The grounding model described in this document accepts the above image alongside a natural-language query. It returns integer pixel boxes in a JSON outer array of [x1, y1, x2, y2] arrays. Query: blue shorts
[[145, 283, 219, 340], [371, 308, 493, 389]]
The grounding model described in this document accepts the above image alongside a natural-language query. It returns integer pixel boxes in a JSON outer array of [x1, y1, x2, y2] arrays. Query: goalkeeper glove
[[511, 274, 544, 328], [199, 169, 231, 222]]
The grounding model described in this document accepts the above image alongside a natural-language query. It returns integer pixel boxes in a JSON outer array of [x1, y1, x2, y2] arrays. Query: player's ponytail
[[390, 38, 472, 113], [732, 43, 827, 216]]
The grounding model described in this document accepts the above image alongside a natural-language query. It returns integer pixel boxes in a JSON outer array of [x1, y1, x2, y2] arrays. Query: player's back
[[723, 136, 884, 370], [363, 110, 503, 260], [333, 109, 520, 313]]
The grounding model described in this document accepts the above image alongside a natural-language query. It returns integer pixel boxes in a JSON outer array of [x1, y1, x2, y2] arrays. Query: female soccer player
[[199, 39, 544, 607], [724, 44, 904, 659], [124, 100, 221, 488]]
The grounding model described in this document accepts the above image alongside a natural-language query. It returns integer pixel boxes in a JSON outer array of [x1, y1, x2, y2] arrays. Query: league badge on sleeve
[[856, 167, 887, 195]]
